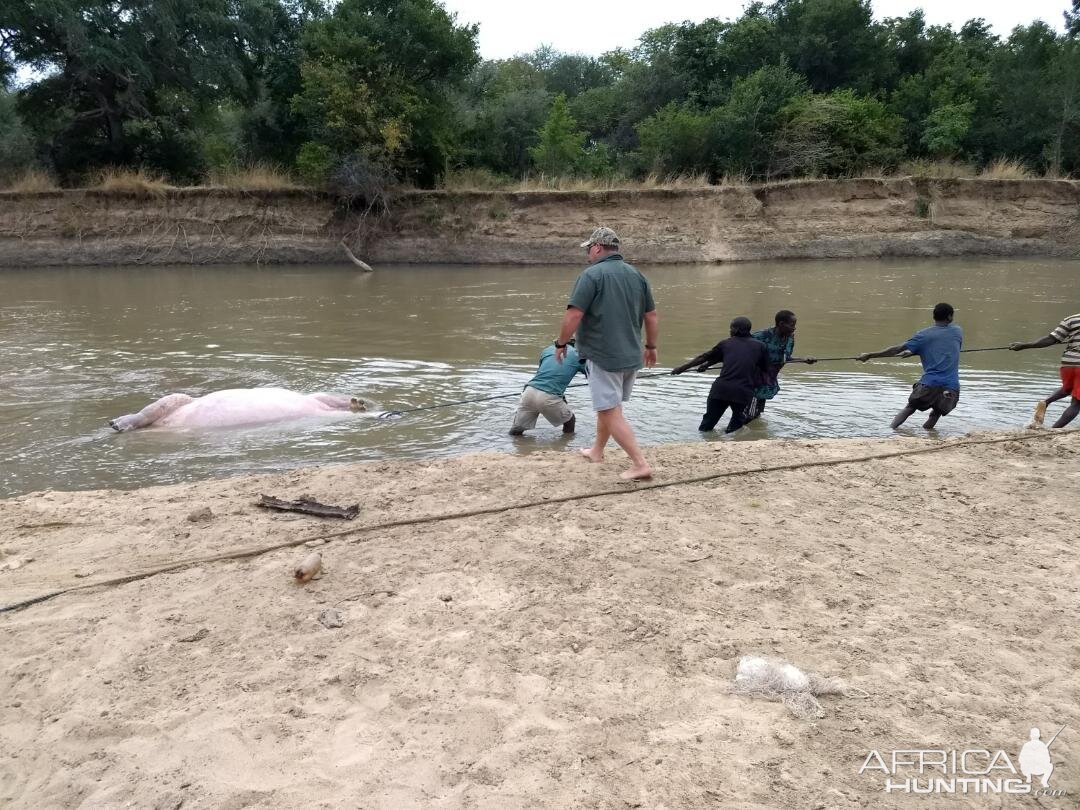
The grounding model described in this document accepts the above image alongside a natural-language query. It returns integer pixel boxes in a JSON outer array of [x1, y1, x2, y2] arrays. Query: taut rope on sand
[[2, 428, 1074, 615]]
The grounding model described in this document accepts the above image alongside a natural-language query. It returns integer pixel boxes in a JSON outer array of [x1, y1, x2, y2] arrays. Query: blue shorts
[[586, 360, 637, 411]]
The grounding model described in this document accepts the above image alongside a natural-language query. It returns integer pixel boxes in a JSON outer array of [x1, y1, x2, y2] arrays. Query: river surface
[[1, 258, 1077, 496]]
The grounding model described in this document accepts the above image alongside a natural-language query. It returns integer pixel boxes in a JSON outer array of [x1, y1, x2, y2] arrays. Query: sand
[[1, 431, 1077, 808]]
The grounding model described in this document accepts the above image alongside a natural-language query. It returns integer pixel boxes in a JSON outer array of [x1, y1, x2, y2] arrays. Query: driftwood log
[[340, 240, 374, 272], [257, 494, 360, 520]]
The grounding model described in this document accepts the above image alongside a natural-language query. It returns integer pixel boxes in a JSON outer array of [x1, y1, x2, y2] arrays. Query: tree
[[235, 0, 326, 168], [888, 21, 996, 161], [293, 0, 479, 186], [0, 89, 34, 181], [770, 0, 888, 93], [1, 0, 287, 181], [457, 58, 551, 176], [920, 101, 975, 158], [529, 94, 586, 175], [713, 65, 809, 176]]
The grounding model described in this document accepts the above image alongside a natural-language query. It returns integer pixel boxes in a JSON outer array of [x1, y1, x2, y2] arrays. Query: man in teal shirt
[[509, 342, 586, 435]]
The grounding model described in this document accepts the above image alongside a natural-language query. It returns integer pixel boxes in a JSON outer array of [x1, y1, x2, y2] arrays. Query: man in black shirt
[[672, 317, 769, 433]]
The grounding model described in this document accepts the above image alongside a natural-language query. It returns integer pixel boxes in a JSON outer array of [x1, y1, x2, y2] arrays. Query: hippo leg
[[109, 393, 195, 432]]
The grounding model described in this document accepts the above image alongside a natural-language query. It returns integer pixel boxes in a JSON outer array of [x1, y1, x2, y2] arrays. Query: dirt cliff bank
[[0, 178, 1078, 267], [1, 431, 1077, 807]]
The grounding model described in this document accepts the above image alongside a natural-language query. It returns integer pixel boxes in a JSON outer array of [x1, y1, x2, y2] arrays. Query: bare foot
[[579, 447, 603, 463], [619, 464, 653, 481], [1032, 400, 1047, 426]]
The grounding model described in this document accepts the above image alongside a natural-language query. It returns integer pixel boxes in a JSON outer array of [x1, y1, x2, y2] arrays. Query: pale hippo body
[[110, 388, 372, 432]]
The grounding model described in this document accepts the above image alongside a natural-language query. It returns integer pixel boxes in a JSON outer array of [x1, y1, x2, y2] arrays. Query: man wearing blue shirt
[[509, 342, 587, 435], [857, 303, 962, 430]]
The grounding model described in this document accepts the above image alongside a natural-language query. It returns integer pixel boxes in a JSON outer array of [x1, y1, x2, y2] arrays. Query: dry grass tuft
[[0, 168, 59, 193], [716, 172, 751, 188], [438, 167, 514, 191], [639, 171, 712, 189], [94, 168, 172, 196], [979, 158, 1032, 179], [898, 159, 977, 179], [497, 172, 715, 192], [207, 164, 302, 190]]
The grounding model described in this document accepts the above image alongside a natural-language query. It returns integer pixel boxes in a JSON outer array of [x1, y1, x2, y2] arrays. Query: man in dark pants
[[672, 316, 769, 433], [857, 302, 962, 430]]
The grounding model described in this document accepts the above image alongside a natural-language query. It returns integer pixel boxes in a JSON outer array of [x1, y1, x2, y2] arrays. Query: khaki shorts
[[511, 386, 574, 431], [586, 360, 637, 411]]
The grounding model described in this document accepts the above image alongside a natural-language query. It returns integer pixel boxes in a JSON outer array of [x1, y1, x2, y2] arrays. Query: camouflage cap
[[580, 226, 620, 249]]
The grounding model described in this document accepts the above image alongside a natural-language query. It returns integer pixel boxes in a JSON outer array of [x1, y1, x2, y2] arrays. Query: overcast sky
[[441, 0, 1071, 60]]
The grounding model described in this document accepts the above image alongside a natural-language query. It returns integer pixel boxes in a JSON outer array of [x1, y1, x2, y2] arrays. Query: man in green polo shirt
[[553, 226, 658, 480]]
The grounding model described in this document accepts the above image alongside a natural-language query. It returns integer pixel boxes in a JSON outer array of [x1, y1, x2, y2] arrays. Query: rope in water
[[380, 346, 1017, 417], [380, 370, 675, 417], [1, 427, 1072, 615], [810, 345, 1015, 362]]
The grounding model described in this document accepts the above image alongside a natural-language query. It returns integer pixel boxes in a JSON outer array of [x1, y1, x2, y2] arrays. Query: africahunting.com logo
[[859, 725, 1068, 798]]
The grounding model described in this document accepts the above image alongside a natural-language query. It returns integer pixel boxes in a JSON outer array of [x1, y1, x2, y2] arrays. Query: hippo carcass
[[109, 388, 373, 432]]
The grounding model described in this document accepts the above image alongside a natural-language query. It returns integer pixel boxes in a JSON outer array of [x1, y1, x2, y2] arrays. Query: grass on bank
[[437, 168, 716, 192], [206, 164, 301, 190], [0, 168, 59, 192], [93, 168, 172, 196], [1, 160, 1068, 196]]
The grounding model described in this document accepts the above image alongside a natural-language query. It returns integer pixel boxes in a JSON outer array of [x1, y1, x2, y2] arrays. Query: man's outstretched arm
[[857, 343, 911, 362], [1010, 334, 1060, 351]]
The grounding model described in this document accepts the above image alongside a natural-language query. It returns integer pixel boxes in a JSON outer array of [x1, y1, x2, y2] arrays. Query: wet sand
[[1, 431, 1077, 808]]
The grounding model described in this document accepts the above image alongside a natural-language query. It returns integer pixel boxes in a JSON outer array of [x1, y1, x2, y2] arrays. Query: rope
[[379, 347, 1018, 416], [3, 427, 1073, 615], [808, 345, 1015, 362], [380, 370, 677, 417]]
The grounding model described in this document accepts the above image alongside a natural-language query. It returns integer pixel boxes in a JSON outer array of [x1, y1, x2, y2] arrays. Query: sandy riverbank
[[1, 432, 1078, 807]]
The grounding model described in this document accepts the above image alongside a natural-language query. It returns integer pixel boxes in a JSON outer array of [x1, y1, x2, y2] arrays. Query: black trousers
[[699, 397, 751, 433]]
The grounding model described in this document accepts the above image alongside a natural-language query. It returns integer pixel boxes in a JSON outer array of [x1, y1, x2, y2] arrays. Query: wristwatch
[[554, 339, 568, 348], [645, 344, 657, 350]]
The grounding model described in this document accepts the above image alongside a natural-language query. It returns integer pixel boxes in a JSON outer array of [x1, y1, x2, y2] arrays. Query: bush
[[295, 142, 335, 187], [328, 153, 395, 212], [775, 90, 904, 177], [635, 103, 717, 175]]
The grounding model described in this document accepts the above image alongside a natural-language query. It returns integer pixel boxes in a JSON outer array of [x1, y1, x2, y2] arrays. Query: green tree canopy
[[529, 93, 586, 176], [292, 0, 479, 186], [1, 0, 288, 181]]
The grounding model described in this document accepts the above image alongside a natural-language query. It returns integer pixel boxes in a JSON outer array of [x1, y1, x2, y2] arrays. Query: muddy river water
[[1, 257, 1076, 496]]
